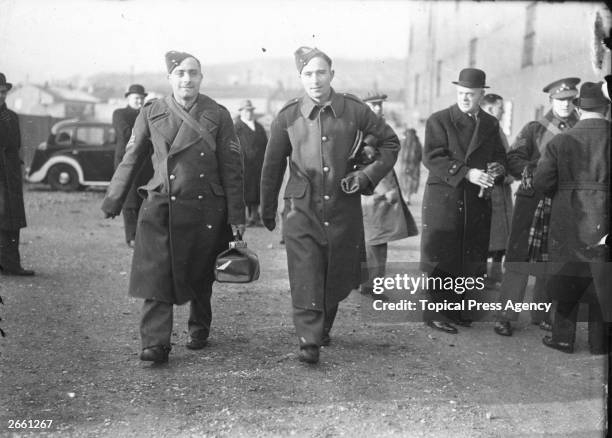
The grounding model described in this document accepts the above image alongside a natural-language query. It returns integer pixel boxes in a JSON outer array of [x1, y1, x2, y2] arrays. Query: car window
[[75, 127, 105, 146], [55, 128, 73, 146]]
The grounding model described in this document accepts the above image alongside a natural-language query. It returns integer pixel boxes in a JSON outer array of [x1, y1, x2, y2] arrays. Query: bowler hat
[[0, 73, 13, 91], [238, 99, 255, 111], [124, 84, 147, 98], [542, 77, 580, 99], [362, 92, 388, 104], [452, 68, 489, 89], [294, 46, 332, 73], [573, 82, 609, 109]]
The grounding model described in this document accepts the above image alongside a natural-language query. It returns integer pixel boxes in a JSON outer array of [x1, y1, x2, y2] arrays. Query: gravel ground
[[0, 185, 607, 437]]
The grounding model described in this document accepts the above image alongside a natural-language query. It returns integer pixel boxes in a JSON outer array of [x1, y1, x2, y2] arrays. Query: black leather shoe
[[321, 334, 331, 347], [542, 336, 573, 353], [140, 345, 171, 363], [186, 337, 208, 350], [426, 320, 458, 334], [298, 346, 320, 364], [0, 267, 35, 276], [494, 321, 513, 337]]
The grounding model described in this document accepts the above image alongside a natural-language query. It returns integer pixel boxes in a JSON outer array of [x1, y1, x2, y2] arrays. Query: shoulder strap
[[165, 96, 217, 152]]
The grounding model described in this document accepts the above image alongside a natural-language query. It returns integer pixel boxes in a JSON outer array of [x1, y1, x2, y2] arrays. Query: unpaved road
[[0, 185, 607, 437]]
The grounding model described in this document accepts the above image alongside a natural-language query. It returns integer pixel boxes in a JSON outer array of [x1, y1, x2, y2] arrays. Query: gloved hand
[[262, 217, 276, 231], [340, 170, 372, 195], [231, 224, 246, 239]]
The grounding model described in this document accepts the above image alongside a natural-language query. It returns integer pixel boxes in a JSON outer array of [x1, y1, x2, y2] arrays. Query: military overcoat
[[260, 90, 399, 311], [0, 104, 27, 231], [234, 118, 268, 205], [102, 94, 244, 305], [420, 104, 506, 276], [504, 110, 578, 271], [533, 118, 610, 315]]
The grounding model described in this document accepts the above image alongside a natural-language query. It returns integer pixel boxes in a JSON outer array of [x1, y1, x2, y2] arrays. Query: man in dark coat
[[533, 82, 609, 354], [234, 99, 267, 226], [0, 73, 34, 276], [399, 128, 422, 204], [421, 68, 506, 334], [112, 84, 154, 247], [260, 47, 400, 364], [493, 78, 580, 337], [102, 52, 245, 364]]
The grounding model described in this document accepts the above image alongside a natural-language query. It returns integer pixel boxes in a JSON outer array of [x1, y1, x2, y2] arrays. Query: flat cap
[[294, 46, 332, 73], [165, 51, 200, 73], [542, 77, 580, 99]]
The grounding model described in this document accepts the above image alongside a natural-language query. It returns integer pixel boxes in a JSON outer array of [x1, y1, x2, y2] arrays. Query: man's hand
[[262, 218, 276, 231], [231, 224, 246, 239], [103, 212, 117, 219], [340, 170, 372, 194], [520, 166, 533, 190], [465, 168, 494, 189]]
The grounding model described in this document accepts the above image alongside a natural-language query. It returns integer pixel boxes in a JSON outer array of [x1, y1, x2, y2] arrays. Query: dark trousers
[[293, 304, 338, 348], [548, 274, 609, 354], [122, 207, 139, 243], [246, 204, 261, 225], [422, 268, 467, 322], [496, 270, 551, 324], [140, 282, 213, 349], [362, 243, 388, 292], [0, 229, 23, 271]]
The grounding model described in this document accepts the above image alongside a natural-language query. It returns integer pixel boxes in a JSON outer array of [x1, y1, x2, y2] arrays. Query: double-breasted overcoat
[[504, 110, 578, 272], [260, 90, 399, 310], [533, 118, 610, 312], [0, 104, 26, 231], [234, 118, 268, 205], [102, 94, 244, 305], [420, 104, 506, 276]]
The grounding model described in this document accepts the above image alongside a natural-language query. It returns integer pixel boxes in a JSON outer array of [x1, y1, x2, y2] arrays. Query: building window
[[414, 74, 420, 105], [522, 2, 537, 68], [468, 38, 477, 67], [436, 60, 443, 97]]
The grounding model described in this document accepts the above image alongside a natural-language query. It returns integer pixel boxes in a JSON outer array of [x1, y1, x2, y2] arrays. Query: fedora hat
[[125, 84, 147, 98], [238, 99, 256, 111], [573, 81, 609, 109], [0, 73, 13, 91], [452, 68, 489, 89]]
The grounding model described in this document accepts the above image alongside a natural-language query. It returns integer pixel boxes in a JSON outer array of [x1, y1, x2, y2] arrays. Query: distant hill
[[83, 57, 406, 101]]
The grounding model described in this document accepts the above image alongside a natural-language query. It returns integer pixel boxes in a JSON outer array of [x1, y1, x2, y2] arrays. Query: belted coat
[[101, 94, 244, 305], [533, 118, 610, 316], [0, 104, 27, 231], [420, 104, 506, 276], [260, 90, 400, 311]]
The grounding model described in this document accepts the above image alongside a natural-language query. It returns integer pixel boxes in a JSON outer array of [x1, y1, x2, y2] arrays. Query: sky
[[0, 0, 429, 83]]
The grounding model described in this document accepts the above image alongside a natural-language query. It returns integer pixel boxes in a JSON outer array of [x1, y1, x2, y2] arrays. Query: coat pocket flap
[[209, 182, 226, 197]]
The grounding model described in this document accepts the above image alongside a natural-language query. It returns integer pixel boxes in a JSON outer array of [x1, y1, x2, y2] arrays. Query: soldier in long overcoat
[[494, 78, 580, 337], [534, 82, 610, 354], [260, 47, 399, 363], [112, 84, 153, 246], [234, 99, 268, 226], [0, 73, 34, 276], [421, 68, 506, 334], [102, 52, 244, 364]]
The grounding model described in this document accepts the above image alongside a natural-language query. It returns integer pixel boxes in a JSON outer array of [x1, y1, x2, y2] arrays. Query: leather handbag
[[214, 232, 260, 283]]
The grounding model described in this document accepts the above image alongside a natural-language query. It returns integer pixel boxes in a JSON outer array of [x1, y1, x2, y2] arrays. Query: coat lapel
[[465, 116, 483, 159], [449, 105, 467, 160], [148, 101, 177, 151]]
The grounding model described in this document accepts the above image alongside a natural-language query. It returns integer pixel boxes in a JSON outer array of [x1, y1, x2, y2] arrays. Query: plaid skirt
[[527, 196, 552, 262]]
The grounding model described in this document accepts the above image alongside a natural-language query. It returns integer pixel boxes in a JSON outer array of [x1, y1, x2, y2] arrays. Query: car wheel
[[47, 164, 80, 192]]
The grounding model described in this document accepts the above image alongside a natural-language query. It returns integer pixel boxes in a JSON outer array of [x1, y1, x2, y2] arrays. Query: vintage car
[[27, 120, 116, 191]]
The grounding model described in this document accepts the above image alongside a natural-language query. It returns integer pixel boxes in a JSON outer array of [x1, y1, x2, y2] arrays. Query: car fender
[[26, 155, 85, 184]]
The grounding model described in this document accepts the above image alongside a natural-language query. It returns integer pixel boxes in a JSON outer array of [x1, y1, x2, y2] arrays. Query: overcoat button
[[324, 221, 330, 227], [169, 174, 176, 180], [323, 195, 330, 200], [322, 136, 328, 142], [170, 196, 176, 201], [323, 166, 330, 172], [207, 224, 212, 229], [200, 152, 205, 156], [199, 174, 205, 178], [198, 195, 203, 200]]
